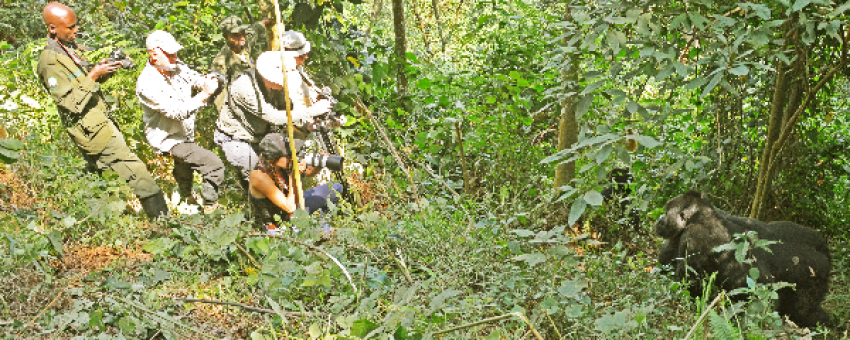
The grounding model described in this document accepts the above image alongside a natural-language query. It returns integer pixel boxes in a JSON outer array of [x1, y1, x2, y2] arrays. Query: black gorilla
[[601, 168, 641, 230], [656, 190, 831, 327]]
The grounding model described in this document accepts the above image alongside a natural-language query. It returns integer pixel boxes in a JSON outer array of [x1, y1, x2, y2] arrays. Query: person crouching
[[250, 133, 342, 235]]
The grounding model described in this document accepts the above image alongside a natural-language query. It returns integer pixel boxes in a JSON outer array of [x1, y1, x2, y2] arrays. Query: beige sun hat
[[146, 30, 183, 53]]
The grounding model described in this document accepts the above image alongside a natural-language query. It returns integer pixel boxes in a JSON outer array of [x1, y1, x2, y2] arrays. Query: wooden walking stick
[[271, 0, 305, 208]]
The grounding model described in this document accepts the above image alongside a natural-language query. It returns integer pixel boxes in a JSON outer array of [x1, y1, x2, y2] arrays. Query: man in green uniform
[[36, 2, 168, 220], [210, 16, 269, 113]]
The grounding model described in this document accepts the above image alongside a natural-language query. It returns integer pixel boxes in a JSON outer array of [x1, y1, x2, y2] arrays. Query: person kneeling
[[250, 133, 342, 235]]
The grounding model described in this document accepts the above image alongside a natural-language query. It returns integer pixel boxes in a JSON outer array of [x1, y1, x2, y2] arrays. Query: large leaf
[[792, 0, 811, 12], [568, 197, 587, 225], [629, 135, 661, 149], [512, 253, 547, 267], [701, 72, 724, 97], [575, 95, 593, 120], [595, 144, 612, 164], [584, 190, 604, 206], [207, 225, 239, 247], [829, 2, 850, 17], [144, 238, 176, 255], [351, 319, 379, 338]]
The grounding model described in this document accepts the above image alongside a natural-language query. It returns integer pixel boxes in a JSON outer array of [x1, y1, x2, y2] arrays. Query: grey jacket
[[215, 67, 317, 142]]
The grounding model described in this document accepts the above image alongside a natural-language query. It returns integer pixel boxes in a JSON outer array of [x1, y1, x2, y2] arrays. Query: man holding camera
[[37, 2, 168, 220], [136, 30, 224, 211], [215, 32, 335, 189]]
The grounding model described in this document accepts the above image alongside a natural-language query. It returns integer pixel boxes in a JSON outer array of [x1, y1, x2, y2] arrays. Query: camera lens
[[303, 153, 344, 172]]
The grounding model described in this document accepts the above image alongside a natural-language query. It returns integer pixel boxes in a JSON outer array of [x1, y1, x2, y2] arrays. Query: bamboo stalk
[[271, 0, 306, 209]]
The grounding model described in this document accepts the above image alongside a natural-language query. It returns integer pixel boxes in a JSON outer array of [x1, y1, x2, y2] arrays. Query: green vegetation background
[[0, 0, 849, 338]]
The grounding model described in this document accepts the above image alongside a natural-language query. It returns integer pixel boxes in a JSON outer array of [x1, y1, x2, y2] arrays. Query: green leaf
[[558, 278, 585, 298], [729, 65, 749, 76], [792, 0, 811, 11], [143, 238, 176, 255], [596, 144, 612, 164], [0, 138, 24, 151], [512, 253, 547, 267], [47, 230, 64, 257], [584, 190, 604, 206], [580, 80, 605, 96], [685, 77, 708, 91], [568, 197, 587, 225], [509, 70, 521, 80], [207, 225, 239, 247], [174, 1, 189, 7], [89, 309, 104, 331], [512, 229, 536, 237], [117, 316, 136, 334], [575, 95, 593, 120], [415, 78, 432, 90], [351, 319, 379, 337], [701, 72, 724, 97], [219, 213, 244, 229], [829, 2, 850, 17], [0, 148, 20, 164], [428, 289, 461, 315], [631, 135, 661, 149]]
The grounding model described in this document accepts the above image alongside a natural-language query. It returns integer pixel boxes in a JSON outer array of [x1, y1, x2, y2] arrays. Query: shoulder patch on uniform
[[48, 77, 58, 88]]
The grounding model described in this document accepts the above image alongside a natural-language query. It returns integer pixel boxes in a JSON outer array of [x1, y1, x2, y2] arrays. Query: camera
[[107, 48, 134, 70], [302, 153, 344, 172]]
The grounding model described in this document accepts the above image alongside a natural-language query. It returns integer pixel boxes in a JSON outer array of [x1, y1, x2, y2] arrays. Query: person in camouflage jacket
[[36, 2, 168, 219]]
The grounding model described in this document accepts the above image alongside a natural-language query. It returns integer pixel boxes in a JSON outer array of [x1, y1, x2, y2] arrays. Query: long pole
[[272, 0, 305, 208]]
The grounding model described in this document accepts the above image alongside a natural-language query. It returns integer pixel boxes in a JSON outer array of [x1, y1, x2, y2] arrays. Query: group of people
[[36, 2, 343, 235]]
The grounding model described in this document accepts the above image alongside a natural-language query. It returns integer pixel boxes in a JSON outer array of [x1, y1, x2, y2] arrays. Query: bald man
[[36, 2, 168, 220]]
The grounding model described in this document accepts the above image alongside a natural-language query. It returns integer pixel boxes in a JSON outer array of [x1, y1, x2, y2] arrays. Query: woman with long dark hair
[[249, 133, 342, 235]]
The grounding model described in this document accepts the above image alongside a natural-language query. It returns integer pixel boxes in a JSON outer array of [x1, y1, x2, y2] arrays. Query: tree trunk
[[431, 0, 446, 53], [750, 26, 849, 219], [392, 0, 409, 110], [367, 0, 384, 35], [410, 0, 433, 55], [553, 6, 579, 189]]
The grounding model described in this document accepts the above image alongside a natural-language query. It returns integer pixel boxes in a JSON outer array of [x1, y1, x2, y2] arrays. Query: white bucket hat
[[146, 30, 183, 53], [257, 51, 298, 86], [281, 31, 311, 56]]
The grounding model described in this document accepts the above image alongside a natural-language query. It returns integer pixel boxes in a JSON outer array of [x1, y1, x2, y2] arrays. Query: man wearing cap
[[210, 16, 269, 113], [136, 30, 225, 211], [36, 2, 168, 220], [215, 34, 334, 188]]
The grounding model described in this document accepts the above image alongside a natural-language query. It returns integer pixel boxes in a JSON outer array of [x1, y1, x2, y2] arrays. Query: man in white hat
[[136, 30, 225, 211], [214, 31, 334, 188]]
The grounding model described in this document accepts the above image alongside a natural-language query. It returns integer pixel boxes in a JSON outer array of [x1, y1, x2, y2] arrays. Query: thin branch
[[433, 312, 543, 340], [264, 233, 358, 293], [175, 298, 315, 317], [683, 292, 726, 340], [390, 248, 414, 284], [118, 296, 217, 339], [354, 99, 419, 201], [16, 271, 85, 337]]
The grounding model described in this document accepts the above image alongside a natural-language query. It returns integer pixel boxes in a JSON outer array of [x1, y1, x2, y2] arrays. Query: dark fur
[[655, 190, 831, 327], [601, 168, 641, 230]]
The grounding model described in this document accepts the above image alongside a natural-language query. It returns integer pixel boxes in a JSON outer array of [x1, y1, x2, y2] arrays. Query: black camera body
[[107, 48, 134, 70]]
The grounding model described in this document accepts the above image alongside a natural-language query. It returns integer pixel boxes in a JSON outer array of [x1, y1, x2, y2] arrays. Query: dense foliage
[[1, 0, 849, 339]]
